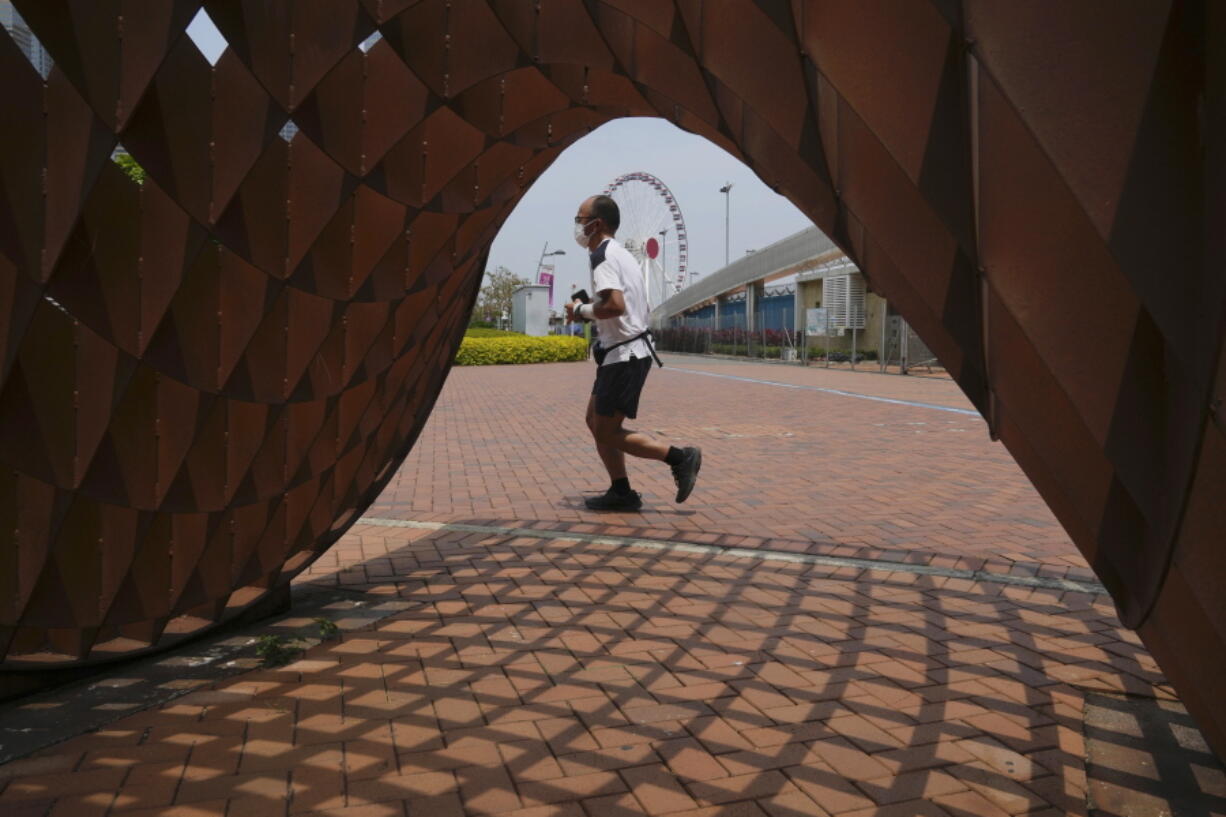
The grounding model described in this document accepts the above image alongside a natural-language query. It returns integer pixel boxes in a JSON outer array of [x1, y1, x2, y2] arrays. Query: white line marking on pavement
[[665, 365, 983, 417], [357, 517, 1104, 594]]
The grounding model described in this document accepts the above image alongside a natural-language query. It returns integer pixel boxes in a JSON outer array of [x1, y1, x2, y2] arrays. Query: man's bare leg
[[585, 397, 701, 507], [597, 442, 627, 481], [590, 412, 670, 461], [586, 395, 627, 481]]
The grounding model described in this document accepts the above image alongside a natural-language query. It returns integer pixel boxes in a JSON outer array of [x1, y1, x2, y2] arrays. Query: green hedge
[[455, 335, 588, 365], [464, 327, 519, 338], [706, 343, 878, 362], [711, 343, 786, 358]]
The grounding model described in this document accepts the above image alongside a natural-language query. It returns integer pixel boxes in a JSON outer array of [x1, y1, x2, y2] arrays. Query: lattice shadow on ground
[[2, 522, 1219, 816]]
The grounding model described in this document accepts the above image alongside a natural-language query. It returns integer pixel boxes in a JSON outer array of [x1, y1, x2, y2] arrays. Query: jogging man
[[565, 194, 702, 511]]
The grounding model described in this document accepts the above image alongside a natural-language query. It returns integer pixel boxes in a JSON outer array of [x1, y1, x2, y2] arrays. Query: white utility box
[[511, 284, 550, 336]]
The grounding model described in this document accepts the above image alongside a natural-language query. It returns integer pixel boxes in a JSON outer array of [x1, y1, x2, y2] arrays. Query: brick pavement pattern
[[4, 359, 1219, 816], [359, 357, 1087, 573], [651, 357, 973, 410], [0, 525, 1180, 817]]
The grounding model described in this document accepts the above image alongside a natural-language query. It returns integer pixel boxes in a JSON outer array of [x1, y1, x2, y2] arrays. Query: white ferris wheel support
[[602, 171, 690, 308]]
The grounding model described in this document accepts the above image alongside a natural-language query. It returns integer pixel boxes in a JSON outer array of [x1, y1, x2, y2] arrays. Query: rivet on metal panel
[[499, 77, 507, 135], [419, 142, 428, 202], [530, 2, 541, 61], [443, 5, 452, 98]]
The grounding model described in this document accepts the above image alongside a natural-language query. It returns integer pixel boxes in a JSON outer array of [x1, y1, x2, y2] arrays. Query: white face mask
[[573, 220, 591, 248]]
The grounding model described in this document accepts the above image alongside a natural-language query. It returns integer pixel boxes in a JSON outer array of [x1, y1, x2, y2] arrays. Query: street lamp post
[[536, 242, 565, 317], [719, 182, 733, 268], [536, 242, 565, 277]]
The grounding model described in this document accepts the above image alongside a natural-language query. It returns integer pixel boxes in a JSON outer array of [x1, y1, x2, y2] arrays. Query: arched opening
[[0, 0, 1220, 758], [482, 116, 812, 324]]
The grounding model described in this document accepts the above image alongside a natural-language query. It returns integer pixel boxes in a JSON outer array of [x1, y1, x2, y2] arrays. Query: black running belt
[[595, 330, 663, 367]]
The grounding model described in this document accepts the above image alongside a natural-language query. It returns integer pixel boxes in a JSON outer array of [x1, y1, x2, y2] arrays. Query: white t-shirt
[[590, 238, 651, 366]]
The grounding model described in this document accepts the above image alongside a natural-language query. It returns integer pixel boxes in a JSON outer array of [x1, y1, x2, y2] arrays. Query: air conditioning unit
[[826, 273, 866, 330]]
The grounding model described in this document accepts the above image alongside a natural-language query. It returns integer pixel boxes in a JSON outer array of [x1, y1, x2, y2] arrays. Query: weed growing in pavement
[[254, 634, 303, 667], [314, 617, 341, 640]]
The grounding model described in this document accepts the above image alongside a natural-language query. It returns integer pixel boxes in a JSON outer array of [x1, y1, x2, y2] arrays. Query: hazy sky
[[184, 14, 817, 305], [487, 118, 813, 305]]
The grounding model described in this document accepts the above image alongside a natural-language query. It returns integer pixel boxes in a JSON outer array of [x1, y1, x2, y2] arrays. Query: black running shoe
[[670, 446, 702, 503], [584, 489, 643, 511]]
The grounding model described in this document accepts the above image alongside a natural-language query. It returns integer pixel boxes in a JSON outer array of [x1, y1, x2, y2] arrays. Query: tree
[[476, 266, 529, 325]]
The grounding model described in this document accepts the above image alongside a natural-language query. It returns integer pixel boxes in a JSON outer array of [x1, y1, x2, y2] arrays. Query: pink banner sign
[[538, 265, 555, 307]]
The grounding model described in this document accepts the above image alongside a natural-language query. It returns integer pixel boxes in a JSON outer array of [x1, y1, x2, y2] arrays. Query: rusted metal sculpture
[[0, 0, 1221, 754]]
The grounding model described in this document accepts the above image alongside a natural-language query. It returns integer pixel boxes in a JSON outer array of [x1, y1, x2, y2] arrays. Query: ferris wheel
[[603, 172, 689, 307]]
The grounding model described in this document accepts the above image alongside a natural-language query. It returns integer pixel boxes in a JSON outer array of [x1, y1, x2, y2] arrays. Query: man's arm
[[570, 288, 625, 321], [591, 288, 625, 319]]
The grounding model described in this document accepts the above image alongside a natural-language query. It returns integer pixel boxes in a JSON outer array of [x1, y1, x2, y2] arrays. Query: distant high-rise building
[[0, 1, 53, 78]]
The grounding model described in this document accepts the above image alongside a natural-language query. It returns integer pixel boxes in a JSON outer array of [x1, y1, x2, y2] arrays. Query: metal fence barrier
[[656, 317, 944, 375]]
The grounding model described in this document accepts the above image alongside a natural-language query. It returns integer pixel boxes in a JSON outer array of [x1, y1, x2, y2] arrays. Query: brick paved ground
[[359, 355, 1087, 573], [2, 525, 1202, 817], [3, 357, 1222, 816], [653, 356, 969, 410]]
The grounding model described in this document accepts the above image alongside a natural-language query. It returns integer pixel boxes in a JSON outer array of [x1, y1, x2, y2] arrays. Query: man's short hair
[[590, 195, 620, 233]]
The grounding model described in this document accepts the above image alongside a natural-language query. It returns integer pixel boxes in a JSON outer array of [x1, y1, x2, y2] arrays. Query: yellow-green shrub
[[455, 335, 588, 365], [464, 327, 519, 338]]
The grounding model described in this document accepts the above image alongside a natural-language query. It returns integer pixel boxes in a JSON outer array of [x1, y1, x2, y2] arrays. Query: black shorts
[[592, 356, 652, 419]]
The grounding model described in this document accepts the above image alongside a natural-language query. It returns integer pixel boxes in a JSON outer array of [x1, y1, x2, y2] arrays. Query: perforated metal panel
[[0, 0, 1221, 759]]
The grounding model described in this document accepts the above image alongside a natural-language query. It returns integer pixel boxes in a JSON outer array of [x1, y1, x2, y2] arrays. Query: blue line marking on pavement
[[667, 366, 983, 417]]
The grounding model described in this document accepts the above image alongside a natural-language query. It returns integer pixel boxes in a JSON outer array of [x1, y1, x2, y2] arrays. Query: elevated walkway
[[651, 226, 840, 325]]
